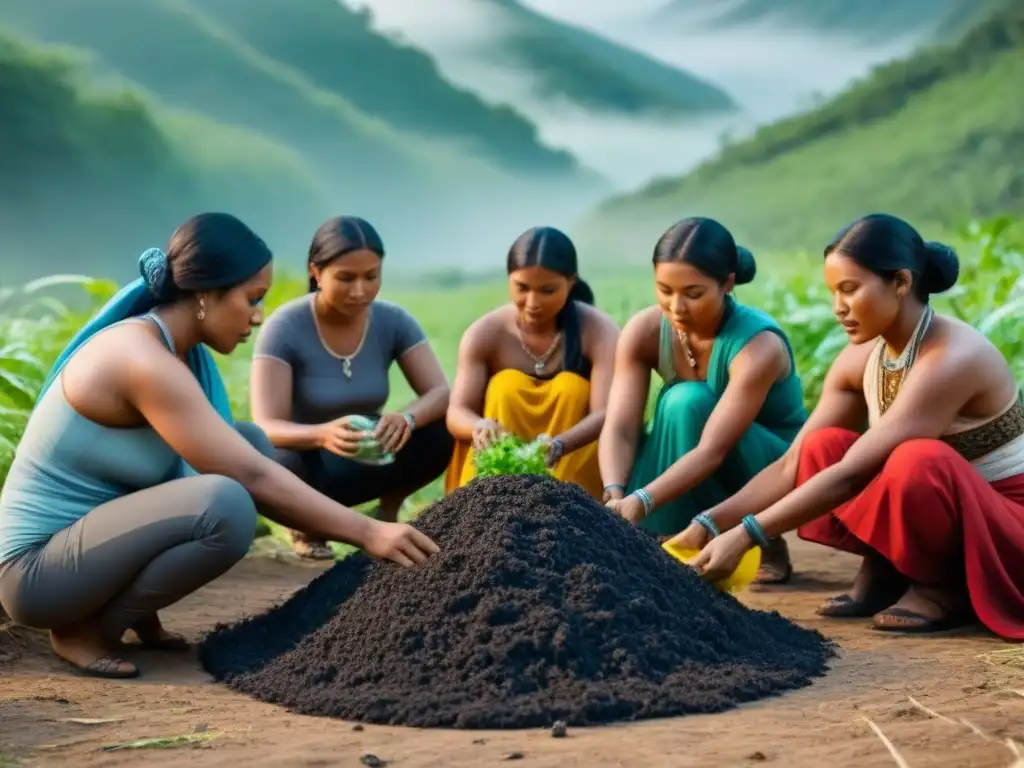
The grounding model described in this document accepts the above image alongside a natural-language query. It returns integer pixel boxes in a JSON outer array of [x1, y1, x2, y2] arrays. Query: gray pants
[[0, 422, 273, 640]]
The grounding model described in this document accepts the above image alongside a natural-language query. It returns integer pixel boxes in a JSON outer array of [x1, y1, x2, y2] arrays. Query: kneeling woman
[[0, 214, 438, 679], [678, 213, 1024, 639], [600, 217, 806, 564], [250, 216, 452, 559], [445, 226, 618, 499]]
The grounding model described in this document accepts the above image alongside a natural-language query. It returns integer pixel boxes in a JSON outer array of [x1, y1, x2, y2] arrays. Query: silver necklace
[[675, 328, 698, 369], [519, 328, 562, 376]]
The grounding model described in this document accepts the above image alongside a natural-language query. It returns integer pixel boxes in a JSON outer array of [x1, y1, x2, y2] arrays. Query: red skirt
[[796, 427, 1024, 640]]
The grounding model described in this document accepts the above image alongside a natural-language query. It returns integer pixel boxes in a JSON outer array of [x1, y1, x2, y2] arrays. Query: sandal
[[59, 652, 140, 679], [817, 591, 899, 618], [872, 607, 974, 634], [292, 538, 335, 561], [754, 537, 793, 585]]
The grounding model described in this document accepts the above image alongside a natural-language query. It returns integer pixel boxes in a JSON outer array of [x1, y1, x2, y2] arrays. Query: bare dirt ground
[[2, 535, 1023, 768]]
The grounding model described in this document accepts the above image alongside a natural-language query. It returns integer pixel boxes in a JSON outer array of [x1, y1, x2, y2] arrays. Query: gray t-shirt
[[253, 295, 427, 424]]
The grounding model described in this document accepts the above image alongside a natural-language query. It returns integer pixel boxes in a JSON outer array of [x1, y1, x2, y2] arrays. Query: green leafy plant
[[474, 433, 550, 478]]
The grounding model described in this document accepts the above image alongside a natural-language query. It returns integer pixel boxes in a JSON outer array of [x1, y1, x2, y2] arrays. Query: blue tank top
[[0, 314, 181, 565]]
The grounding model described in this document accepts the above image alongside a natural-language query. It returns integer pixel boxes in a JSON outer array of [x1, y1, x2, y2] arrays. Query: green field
[[3, 217, 1022, 545]]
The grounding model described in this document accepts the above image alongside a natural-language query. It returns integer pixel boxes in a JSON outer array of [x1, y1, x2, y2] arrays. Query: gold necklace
[[675, 328, 697, 368], [877, 306, 933, 414]]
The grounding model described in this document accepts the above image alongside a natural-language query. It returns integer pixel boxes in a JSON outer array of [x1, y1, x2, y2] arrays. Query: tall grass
[[1, 217, 1021, 498]]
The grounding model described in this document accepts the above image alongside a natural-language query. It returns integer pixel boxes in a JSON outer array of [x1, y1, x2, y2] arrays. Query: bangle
[[603, 483, 625, 494], [402, 411, 416, 431], [630, 488, 655, 517], [549, 437, 565, 463], [694, 512, 720, 539], [741, 515, 771, 549]]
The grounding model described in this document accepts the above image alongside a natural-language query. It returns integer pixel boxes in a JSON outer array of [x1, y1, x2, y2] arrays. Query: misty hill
[[0, 32, 332, 283], [582, 3, 1024, 258], [656, 0, 999, 42], [191, 0, 577, 176], [0, 0, 611, 279], [481, 0, 737, 117]]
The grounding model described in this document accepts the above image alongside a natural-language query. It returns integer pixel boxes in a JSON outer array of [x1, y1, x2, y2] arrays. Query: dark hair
[[825, 213, 959, 300], [139, 212, 273, 302], [307, 215, 385, 292], [506, 226, 594, 371], [652, 217, 756, 286]]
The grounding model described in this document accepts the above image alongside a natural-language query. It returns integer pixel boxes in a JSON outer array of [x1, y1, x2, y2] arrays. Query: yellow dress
[[445, 368, 603, 499]]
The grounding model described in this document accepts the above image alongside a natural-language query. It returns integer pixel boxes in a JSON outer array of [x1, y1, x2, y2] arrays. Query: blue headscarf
[[38, 239, 271, 474]]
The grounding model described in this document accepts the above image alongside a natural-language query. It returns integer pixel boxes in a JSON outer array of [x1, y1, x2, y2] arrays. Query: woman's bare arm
[[754, 342, 979, 537], [126, 342, 377, 545], [446, 319, 493, 441], [553, 309, 620, 454], [598, 312, 653, 492], [249, 358, 324, 450], [703, 342, 869, 532], [643, 332, 788, 508], [395, 343, 450, 427]]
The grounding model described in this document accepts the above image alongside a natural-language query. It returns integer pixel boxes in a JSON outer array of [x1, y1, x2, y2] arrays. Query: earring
[[197, 298, 206, 321]]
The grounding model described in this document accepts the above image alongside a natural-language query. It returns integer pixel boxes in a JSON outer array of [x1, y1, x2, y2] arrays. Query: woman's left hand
[[606, 493, 645, 525], [688, 526, 752, 582], [545, 436, 566, 468], [374, 412, 413, 453]]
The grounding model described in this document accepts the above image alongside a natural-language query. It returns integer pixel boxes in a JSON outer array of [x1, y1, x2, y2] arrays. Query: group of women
[[1, 209, 1022, 682]]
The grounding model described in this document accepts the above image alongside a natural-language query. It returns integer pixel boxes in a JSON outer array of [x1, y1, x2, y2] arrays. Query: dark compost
[[199, 475, 837, 729]]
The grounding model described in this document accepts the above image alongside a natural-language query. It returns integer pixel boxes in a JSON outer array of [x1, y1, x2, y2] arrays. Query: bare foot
[[817, 553, 906, 617], [872, 585, 973, 633], [51, 623, 138, 679]]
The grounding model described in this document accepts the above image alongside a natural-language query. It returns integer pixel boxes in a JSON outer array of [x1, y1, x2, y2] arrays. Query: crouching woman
[[0, 213, 439, 680], [600, 217, 806, 568], [676, 214, 1024, 639]]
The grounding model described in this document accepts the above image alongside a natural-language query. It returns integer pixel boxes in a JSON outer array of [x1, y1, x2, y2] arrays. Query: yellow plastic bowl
[[661, 541, 762, 593]]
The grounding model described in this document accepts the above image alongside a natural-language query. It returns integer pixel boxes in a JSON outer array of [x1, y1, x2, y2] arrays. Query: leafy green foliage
[[585, 2, 1024, 258], [473, 434, 550, 478]]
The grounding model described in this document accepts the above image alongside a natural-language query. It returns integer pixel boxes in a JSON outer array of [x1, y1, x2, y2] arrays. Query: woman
[[600, 217, 806, 568], [445, 226, 618, 499], [675, 213, 1024, 640], [0, 213, 438, 679], [250, 216, 452, 559]]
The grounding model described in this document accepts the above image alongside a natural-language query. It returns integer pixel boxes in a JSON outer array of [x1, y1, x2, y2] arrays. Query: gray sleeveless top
[[0, 314, 180, 565]]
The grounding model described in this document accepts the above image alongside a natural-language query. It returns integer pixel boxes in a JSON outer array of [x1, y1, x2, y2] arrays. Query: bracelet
[[630, 488, 655, 517], [603, 483, 625, 494], [741, 515, 771, 549], [693, 512, 720, 539], [402, 411, 416, 431], [549, 437, 565, 463]]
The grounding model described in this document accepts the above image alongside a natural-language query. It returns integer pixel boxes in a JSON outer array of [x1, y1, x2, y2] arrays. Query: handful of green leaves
[[474, 433, 550, 477]]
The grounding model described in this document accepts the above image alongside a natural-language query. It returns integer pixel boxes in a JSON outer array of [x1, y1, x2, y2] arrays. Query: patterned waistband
[[941, 398, 1024, 462]]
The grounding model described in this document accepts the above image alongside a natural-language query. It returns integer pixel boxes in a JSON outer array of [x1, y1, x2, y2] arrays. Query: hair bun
[[922, 241, 959, 294], [138, 247, 174, 301], [734, 246, 757, 285]]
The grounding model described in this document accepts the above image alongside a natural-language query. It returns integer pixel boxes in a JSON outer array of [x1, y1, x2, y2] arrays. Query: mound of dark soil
[[199, 475, 836, 729]]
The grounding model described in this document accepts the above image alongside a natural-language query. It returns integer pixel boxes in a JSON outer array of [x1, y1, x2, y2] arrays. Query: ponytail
[[558, 277, 593, 373]]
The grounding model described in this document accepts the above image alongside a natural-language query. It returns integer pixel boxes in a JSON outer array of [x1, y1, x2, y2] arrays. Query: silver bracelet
[[630, 488, 655, 517], [402, 411, 416, 431]]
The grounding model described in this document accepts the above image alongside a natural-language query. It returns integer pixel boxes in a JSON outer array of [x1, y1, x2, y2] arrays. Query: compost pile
[[199, 475, 836, 729]]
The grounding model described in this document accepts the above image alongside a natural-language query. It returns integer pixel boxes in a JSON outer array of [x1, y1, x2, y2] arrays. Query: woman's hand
[[375, 412, 413, 453], [688, 526, 752, 582], [545, 436, 566, 468], [665, 521, 710, 551], [472, 418, 503, 450], [363, 521, 440, 567], [606, 493, 645, 524], [319, 416, 369, 457]]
